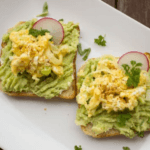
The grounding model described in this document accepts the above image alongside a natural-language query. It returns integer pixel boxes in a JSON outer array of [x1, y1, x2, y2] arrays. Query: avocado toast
[[76, 53, 150, 138], [0, 19, 80, 99]]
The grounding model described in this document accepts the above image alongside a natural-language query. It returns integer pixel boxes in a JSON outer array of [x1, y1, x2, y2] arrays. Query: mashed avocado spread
[[0, 19, 79, 99], [76, 56, 150, 138]]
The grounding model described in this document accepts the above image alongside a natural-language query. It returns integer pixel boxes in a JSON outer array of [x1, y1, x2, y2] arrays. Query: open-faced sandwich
[[75, 52, 150, 138], [0, 17, 80, 99]]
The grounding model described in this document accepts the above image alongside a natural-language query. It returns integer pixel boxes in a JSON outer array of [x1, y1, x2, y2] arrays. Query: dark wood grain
[[118, 0, 150, 28], [102, 0, 115, 7]]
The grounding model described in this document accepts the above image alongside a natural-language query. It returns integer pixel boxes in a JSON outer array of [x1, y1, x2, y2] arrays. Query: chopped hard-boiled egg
[[77, 55, 147, 117], [9, 29, 69, 80]]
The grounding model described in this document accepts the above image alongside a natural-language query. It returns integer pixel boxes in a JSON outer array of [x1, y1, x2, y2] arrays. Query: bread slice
[[0, 22, 80, 99], [77, 52, 150, 138]]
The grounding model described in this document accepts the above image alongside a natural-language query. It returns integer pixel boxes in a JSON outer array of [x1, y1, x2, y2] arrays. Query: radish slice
[[118, 51, 149, 71], [33, 17, 64, 45]]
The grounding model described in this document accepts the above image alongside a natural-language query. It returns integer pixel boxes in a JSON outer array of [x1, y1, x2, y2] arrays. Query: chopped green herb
[[94, 35, 106, 46], [117, 113, 131, 127], [78, 43, 91, 61], [137, 131, 144, 138], [29, 28, 50, 37], [37, 2, 49, 17], [86, 99, 90, 104], [74, 145, 82, 150], [50, 37, 53, 41], [82, 48, 91, 61], [59, 19, 64, 22], [122, 61, 142, 88], [123, 146, 130, 150], [78, 43, 83, 56]]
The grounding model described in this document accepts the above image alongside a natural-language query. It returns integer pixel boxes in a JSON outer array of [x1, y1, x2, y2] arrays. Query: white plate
[[0, 0, 150, 150]]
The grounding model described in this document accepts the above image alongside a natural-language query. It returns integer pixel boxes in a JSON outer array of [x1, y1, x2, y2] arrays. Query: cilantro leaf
[[131, 60, 136, 66], [94, 35, 106, 46], [136, 63, 142, 67], [122, 64, 130, 75], [122, 61, 142, 88], [123, 147, 130, 150], [59, 19, 64, 22], [137, 131, 144, 138], [78, 43, 91, 61], [74, 145, 82, 150], [37, 2, 49, 17], [126, 78, 134, 87], [82, 48, 91, 61], [29, 28, 50, 37], [117, 113, 131, 127]]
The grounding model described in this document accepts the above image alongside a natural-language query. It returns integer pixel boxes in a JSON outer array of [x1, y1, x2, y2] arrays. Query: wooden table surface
[[102, 0, 150, 28]]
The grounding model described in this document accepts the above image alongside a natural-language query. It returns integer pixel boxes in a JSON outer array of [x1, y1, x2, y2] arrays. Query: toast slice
[[77, 52, 150, 138], [0, 21, 80, 99]]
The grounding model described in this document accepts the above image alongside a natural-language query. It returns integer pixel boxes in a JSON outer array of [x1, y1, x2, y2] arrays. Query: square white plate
[[0, 0, 150, 150]]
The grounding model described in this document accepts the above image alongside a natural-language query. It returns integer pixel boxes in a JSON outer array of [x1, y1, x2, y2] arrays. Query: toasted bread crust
[[0, 21, 79, 99], [77, 53, 150, 138], [81, 124, 120, 138]]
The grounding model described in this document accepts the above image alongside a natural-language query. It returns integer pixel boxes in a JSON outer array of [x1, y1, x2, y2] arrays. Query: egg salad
[[76, 55, 150, 138], [0, 19, 79, 99], [9, 29, 69, 80]]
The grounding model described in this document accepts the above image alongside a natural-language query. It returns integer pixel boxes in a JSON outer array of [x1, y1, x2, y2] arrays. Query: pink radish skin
[[33, 17, 64, 45], [118, 51, 149, 72]]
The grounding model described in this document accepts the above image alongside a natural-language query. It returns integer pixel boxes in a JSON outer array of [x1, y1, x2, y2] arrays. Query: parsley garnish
[[137, 131, 144, 138], [74, 145, 82, 150], [122, 61, 142, 88], [123, 147, 130, 150], [94, 35, 106, 46], [29, 28, 50, 37], [117, 113, 131, 127], [59, 19, 64, 22], [37, 2, 49, 17], [78, 43, 91, 61]]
